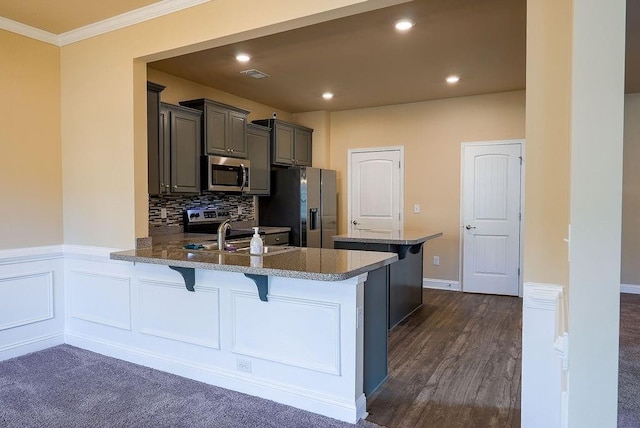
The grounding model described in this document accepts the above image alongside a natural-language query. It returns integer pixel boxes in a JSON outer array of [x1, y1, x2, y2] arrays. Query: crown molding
[[0, 16, 59, 46], [0, 0, 210, 47], [58, 0, 210, 46]]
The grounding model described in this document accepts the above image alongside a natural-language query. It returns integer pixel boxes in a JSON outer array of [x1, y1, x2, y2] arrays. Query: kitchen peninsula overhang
[[110, 245, 397, 298]]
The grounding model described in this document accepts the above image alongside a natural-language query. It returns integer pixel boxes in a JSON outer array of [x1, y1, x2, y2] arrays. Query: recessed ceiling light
[[322, 92, 334, 100], [394, 19, 415, 31], [236, 53, 251, 63], [446, 75, 460, 84]]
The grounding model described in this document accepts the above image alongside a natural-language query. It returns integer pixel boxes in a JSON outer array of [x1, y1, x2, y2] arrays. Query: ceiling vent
[[240, 69, 270, 79]]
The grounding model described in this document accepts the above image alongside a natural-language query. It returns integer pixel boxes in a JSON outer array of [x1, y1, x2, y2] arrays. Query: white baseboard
[[422, 278, 461, 291], [621, 283, 640, 294], [0, 332, 64, 362], [65, 332, 365, 423]]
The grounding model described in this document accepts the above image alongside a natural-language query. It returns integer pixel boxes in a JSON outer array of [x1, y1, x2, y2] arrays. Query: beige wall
[[523, 0, 571, 286], [329, 91, 526, 281], [58, 0, 404, 248], [0, 30, 62, 250], [147, 68, 294, 123], [621, 93, 640, 284]]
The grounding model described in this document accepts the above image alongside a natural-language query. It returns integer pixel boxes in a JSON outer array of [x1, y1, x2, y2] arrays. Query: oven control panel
[[185, 209, 231, 224]]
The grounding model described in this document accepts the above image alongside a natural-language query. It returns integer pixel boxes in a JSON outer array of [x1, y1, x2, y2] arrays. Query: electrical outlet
[[413, 204, 420, 214], [433, 255, 440, 266], [236, 359, 252, 373], [160, 208, 167, 219]]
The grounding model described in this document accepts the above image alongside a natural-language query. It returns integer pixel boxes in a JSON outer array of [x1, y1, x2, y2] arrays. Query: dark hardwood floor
[[366, 289, 522, 428]]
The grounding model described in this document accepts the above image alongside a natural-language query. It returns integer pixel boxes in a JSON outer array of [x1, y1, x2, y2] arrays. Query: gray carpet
[[0, 345, 382, 428], [619, 293, 640, 427]]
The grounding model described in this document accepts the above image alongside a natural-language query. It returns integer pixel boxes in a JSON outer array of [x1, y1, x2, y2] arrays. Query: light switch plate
[[413, 204, 420, 213]]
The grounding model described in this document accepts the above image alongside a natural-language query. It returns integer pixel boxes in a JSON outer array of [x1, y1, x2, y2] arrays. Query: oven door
[[205, 156, 250, 192]]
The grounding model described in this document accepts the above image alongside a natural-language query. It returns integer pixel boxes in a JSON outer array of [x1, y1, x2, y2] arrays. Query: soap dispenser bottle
[[250, 227, 263, 255]]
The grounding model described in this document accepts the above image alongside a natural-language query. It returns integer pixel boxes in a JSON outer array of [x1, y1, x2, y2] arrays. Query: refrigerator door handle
[[309, 208, 319, 230]]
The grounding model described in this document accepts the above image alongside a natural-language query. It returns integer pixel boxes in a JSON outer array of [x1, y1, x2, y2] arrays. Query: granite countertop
[[332, 229, 443, 245], [110, 243, 397, 281]]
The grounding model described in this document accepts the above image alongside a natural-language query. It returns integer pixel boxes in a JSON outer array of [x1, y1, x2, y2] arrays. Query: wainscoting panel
[[522, 282, 567, 428], [0, 271, 53, 331], [139, 279, 220, 349], [231, 291, 341, 375], [0, 246, 64, 361], [69, 269, 131, 330]]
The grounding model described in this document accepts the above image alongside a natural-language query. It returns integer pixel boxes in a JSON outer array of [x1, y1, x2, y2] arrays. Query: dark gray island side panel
[[335, 241, 424, 328]]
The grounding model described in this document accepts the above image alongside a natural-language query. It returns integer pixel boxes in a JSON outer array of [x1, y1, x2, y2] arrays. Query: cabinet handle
[[174, 185, 178, 189], [229, 149, 234, 153]]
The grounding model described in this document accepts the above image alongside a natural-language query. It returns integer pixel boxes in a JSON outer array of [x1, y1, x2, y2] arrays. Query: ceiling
[[1, 0, 639, 113]]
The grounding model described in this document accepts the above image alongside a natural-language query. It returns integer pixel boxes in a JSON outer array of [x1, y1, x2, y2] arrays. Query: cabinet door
[[204, 104, 228, 155], [273, 122, 294, 165], [294, 128, 312, 166], [148, 89, 162, 195], [246, 126, 270, 195], [228, 111, 248, 158], [170, 109, 201, 193], [159, 106, 171, 194]]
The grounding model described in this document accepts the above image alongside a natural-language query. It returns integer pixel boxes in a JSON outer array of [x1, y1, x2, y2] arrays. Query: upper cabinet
[[180, 98, 249, 158], [147, 82, 166, 195], [253, 118, 313, 167], [245, 123, 271, 196], [149, 102, 201, 195]]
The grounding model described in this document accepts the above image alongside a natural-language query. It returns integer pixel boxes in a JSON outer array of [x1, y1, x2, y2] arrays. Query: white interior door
[[462, 142, 522, 296], [349, 148, 403, 231]]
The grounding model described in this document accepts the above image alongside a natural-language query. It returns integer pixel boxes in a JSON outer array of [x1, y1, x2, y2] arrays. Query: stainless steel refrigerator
[[258, 167, 337, 248]]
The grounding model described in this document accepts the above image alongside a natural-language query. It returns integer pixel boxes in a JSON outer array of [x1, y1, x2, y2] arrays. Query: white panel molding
[[621, 283, 640, 294], [63, 244, 125, 262], [0, 332, 64, 362], [231, 291, 342, 375], [66, 332, 365, 423], [522, 282, 567, 428], [422, 278, 461, 291], [0, 271, 54, 330], [0, 245, 63, 265], [523, 282, 564, 311], [0, 1, 210, 47], [138, 278, 220, 349], [69, 269, 132, 330]]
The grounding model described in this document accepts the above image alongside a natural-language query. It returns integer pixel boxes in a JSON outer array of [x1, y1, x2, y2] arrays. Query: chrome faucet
[[217, 219, 232, 251]]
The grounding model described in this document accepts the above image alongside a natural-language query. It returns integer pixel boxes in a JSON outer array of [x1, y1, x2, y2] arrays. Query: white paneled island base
[[64, 246, 396, 423]]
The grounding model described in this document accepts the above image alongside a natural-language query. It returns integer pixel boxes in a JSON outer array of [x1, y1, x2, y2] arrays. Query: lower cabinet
[[263, 232, 289, 246], [245, 123, 271, 195], [157, 103, 202, 194]]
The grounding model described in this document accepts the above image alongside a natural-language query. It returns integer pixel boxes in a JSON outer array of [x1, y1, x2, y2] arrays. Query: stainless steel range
[[184, 208, 256, 244]]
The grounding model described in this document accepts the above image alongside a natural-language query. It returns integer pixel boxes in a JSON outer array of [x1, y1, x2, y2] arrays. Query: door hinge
[[398, 213, 401, 220], [518, 268, 520, 276], [519, 212, 521, 221], [519, 156, 523, 165], [398, 161, 401, 169]]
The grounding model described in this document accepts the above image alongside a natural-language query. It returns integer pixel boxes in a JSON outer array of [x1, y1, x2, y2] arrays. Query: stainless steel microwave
[[203, 155, 250, 193]]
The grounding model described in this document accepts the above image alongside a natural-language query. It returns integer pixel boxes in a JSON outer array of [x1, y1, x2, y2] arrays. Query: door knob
[[352, 220, 359, 225], [465, 224, 476, 230]]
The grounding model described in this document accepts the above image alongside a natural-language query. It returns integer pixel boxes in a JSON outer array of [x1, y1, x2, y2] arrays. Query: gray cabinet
[[157, 103, 202, 194], [263, 232, 289, 246], [180, 98, 249, 158], [245, 123, 271, 196], [147, 82, 166, 195], [253, 118, 313, 167]]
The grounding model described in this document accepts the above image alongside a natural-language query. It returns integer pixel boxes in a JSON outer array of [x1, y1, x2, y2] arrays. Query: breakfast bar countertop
[[332, 229, 443, 246], [110, 244, 397, 282]]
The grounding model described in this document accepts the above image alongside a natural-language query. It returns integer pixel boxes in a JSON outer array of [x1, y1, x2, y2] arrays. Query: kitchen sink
[[184, 241, 298, 256]]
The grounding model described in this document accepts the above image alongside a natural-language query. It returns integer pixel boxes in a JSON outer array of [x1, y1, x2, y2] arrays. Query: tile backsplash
[[149, 193, 255, 231]]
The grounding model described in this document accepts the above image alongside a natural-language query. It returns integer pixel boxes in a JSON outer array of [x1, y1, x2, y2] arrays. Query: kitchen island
[[333, 229, 443, 328], [100, 243, 396, 423]]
